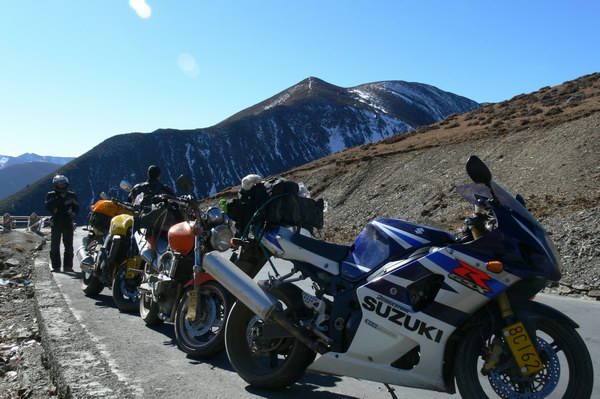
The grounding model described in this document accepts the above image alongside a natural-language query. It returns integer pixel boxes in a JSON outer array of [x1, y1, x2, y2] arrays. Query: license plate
[[502, 321, 545, 376], [186, 289, 198, 322], [125, 256, 140, 279]]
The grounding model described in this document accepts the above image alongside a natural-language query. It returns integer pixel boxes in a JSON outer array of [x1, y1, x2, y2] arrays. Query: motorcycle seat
[[290, 233, 350, 262]]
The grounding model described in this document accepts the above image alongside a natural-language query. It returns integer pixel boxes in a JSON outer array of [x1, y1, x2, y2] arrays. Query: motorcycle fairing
[[457, 182, 561, 281], [341, 218, 456, 280], [310, 246, 521, 392]]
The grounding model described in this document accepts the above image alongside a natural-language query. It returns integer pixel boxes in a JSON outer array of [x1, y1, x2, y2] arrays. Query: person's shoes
[[63, 267, 74, 272], [52, 268, 60, 272]]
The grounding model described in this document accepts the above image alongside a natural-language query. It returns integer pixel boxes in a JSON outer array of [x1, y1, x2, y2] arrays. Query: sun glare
[[178, 53, 199, 78], [129, 0, 151, 19]]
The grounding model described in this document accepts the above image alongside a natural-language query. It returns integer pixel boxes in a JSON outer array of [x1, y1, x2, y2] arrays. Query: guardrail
[[0, 214, 51, 232]]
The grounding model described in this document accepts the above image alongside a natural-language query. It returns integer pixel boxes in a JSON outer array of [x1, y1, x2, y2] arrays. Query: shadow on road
[[244, 373, 355, 399]]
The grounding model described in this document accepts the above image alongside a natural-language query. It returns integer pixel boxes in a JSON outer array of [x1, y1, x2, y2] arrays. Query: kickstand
[[384, 383, 398, 399]]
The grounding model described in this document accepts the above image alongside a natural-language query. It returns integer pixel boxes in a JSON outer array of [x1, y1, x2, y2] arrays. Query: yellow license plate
[[186, 289, 198, 322], [502, 321, 545, 376], [125, 256, 140, 279]]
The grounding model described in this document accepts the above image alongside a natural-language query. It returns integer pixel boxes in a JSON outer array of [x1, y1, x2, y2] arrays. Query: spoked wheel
[[455, 318, 593, 398], [224, 284, 316, 390], [174, 281, 229, 359], [112, 263, 142, 313], [139, 291, 163, 326]]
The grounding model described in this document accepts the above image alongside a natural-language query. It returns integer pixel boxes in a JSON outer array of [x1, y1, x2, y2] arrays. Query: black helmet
[[52, 175, 69, 190], [147, 165, 161, 180]]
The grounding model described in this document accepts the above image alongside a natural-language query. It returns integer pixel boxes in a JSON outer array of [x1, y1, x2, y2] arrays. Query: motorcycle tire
[[174, 281, 229, 359], [81, 270, 104, 297], [224, 283, 316, 390], [455, 317, 593, 398], [139, 292, 163, 326], [112, 263, 140, 313]]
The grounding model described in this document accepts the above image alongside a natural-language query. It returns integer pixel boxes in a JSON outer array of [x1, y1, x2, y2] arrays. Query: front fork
[[186, 234, 202, 322], [471, 223, 545, 377]]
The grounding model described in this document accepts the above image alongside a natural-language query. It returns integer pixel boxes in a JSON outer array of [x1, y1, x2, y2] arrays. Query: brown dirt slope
[[208, 73, 600, 291]]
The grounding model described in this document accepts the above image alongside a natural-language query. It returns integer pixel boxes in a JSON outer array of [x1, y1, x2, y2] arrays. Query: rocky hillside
[[210, 73, 600, 290], [0, 77, 478, 223]]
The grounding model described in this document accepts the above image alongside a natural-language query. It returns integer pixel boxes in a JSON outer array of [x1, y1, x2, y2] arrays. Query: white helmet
[[52, 175, 69, 189]]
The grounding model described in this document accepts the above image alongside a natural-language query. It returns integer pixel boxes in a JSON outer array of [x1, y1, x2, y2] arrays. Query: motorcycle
[[77, 183, 136, 305], [137, 176, 237, 358], [202, 156, 593, 398], [77, 182, 160, 312]]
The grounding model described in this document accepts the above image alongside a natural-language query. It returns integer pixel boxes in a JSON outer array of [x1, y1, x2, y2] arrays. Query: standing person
[[128, 165, 175, 204], [45, 175, 79, 272]]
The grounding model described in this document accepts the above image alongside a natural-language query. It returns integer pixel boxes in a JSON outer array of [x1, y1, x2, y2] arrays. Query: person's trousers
[[50, 224, 74, 270]]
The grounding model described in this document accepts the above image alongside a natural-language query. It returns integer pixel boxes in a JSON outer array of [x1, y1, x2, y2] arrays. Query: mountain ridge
[[0, 76, 479, 222]]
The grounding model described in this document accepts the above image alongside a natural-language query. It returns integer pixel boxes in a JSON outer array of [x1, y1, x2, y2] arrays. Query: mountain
[[215, 72, 597, 289], [0, 162, 65, 201], [0, 77, 478, 223], [0, 153, 74, 170]]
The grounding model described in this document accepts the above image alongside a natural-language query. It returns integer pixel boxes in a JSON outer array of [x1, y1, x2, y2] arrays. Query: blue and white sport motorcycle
[[203, 156, 593, 398]]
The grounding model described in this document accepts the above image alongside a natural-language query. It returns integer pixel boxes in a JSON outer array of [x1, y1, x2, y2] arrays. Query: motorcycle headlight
[[159, 251, 175, 277], [210, 224, 233, 252], [206, 206, 224, 225]]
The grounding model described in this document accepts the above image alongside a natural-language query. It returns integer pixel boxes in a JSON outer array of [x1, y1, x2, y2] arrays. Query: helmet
[[52, 175, 69, 190], [147, 165, 161, 180]]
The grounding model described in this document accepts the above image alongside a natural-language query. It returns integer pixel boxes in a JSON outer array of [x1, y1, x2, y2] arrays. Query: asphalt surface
[[45, 228, 600, 398]]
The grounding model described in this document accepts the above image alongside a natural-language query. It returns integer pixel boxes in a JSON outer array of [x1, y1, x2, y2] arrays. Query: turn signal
[[486, 261, 503, 273]]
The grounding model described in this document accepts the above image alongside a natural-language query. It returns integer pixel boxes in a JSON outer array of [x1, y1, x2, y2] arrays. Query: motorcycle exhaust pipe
[[203, 251, 278, 320], [202, 252, 327, 354], [76, 246, 95, 273]]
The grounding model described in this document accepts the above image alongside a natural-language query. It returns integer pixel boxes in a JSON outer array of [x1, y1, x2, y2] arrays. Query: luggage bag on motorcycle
[[228, 177, 324, 233]]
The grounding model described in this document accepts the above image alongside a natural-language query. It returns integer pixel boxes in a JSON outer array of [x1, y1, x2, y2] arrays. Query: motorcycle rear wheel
[[455, 317, 593, 398], [224, 284, 316, 390], [112, 263, 141, 313], [139, 292, 163, 326], [174, 281, 229, 359]]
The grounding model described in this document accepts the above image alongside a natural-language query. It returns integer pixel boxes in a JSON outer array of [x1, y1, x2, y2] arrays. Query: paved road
[[50, 229, 600, 398]]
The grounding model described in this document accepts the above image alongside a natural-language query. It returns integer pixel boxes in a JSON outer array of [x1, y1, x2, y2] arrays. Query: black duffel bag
[[228, 177, 324, 234]]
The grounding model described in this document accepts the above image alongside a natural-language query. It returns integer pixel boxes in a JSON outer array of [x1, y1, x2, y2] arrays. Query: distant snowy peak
[[0, 153, 75, 170], [350, 81, 479, 121]]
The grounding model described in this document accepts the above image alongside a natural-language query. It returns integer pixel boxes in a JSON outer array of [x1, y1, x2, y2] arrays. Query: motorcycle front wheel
[[112, 263, 141, 313], [174, 281, 229, 359], [80, 239, 104, 297], [81, 270, 104, 297], [224, 284, 316, 390], [139, 291, 163, 326], [455, 317, 593, 398]]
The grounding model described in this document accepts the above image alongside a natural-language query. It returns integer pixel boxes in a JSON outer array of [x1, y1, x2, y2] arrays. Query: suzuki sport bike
[[137, 188, 236, 358], [202, 156, 593, 398]]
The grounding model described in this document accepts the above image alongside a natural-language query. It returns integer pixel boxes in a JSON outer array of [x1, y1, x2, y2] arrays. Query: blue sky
[[1, 1, 598, 157]]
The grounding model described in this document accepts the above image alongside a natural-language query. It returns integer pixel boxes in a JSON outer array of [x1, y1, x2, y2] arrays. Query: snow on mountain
[[0, 153, 74, 170], [0, 77, 479, 222]]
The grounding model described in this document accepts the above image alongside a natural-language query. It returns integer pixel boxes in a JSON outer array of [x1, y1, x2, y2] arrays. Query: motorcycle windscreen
[[342, 219, 455, 280]]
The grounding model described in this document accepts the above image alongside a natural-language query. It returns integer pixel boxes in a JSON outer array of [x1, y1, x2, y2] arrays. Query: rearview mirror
[[176, 175, 193, 193], [120, 180, 133, 193], [466, 156, 492, 186]]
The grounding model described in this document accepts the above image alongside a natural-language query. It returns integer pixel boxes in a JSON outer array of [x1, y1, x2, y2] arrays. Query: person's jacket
[[45, 190, 79, 225], [128, 178, 175, 204]]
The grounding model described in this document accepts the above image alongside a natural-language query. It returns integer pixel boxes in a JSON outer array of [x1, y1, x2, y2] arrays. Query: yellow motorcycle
[[77, 182, 143, 312]]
